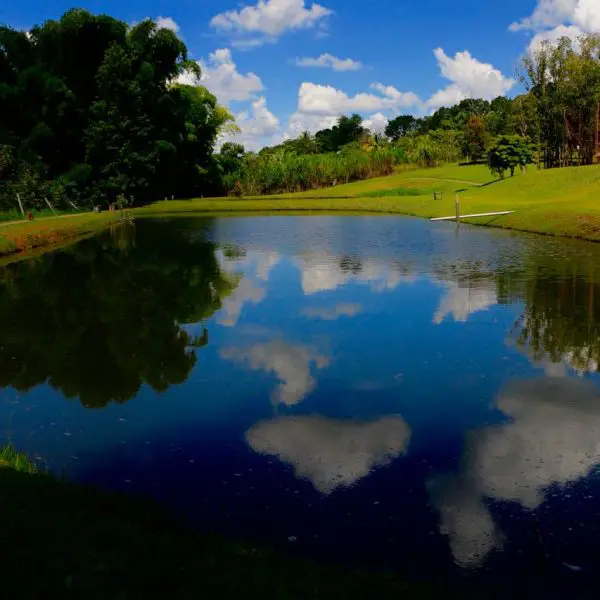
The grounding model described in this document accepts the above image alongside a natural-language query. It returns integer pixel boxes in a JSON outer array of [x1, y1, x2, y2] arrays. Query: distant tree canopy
[[385, 116, 417, 141], [520, 34, 600, 168], [315, 114, 365, 153], [0, 9, 233, 209]]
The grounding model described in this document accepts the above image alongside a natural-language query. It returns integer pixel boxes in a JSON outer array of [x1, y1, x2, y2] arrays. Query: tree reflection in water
[[0, 220, 238, 408]]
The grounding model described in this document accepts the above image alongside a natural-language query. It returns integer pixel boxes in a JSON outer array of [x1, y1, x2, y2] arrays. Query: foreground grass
[[139, 163, 600, 243], [0, 446, 441, 599], [0, 212, 119, 257], [0, 444, 38, 473]]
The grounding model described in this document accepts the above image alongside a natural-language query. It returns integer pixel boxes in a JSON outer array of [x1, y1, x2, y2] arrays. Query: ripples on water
[[2, 215, 600, 590]]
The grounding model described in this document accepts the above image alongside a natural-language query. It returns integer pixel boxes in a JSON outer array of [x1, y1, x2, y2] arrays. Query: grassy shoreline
[[0, 212, 120, 258], [2, 164, 600, 259], [0, 445, 442, 599], [135, 163, 600, 243]]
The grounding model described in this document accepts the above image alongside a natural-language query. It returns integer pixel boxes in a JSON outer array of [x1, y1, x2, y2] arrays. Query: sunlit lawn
[[140, 163, 600, 242]]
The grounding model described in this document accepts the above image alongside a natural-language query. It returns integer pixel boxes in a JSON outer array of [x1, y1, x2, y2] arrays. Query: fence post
[[16, 193, 25, 216], [44, 197, 57, 215], [455, 193, 460, 224]]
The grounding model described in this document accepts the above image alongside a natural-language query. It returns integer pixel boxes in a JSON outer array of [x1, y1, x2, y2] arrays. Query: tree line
[[0, 9, 234, 211], [2, 8, 599, 205], [220, 33, 600, 192]]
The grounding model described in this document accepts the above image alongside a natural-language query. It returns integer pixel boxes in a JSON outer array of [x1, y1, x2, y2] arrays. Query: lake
[[2, 215, 600, 590]]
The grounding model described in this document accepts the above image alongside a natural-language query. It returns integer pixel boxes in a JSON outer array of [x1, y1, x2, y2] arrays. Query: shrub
[[487, 135, 535, 178]]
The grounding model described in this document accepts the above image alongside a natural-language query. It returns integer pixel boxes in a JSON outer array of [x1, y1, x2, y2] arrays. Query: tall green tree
[[463, 115, 489, 161], [487, 135, 535, 178], [0, 9, 231, 209], [316, 114, 365, 152], [385, 115, 416, 141], [519, 33, 600, 168]]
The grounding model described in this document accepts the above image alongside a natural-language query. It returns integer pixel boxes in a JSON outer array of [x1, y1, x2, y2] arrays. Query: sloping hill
[[141, 163, 600, 242]]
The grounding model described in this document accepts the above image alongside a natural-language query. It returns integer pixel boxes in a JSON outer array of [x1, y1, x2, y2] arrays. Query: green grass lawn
[[139, 163, 600, 242], [0, 207, 75, 222], [0, 212, 120, 257], [3, 163, 600, 258], [266, 164, 491, 199]]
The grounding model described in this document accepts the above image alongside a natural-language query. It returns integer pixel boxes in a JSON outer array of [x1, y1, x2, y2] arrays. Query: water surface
[[2, 216, 600, 590]]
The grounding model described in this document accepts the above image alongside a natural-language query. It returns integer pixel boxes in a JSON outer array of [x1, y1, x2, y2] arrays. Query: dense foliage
[[0, 9, 232, 210], [487, 135, 535, 178], [520, 35, 600, 168], [223, 147, 399, 196]]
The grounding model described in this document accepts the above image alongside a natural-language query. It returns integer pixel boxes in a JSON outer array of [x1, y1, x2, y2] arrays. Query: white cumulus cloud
[[575, 0, 600, 31], [510, 0, 600, 55], [246, 415, 411, 494], [362, 112, 389, 133], [155, 16, 180, 33], [295, 53, 363, 72], [427, 48, 515, 109], [230, 96, 282, 149], [285, 112, 339, 137], [527, 24, 584, 53], [210, 0, 333, 47], [281, 83, 417, 140], [510, 0, 579, 31], [510, 0, 600, 33], [297, 81, 420, 117], [177, 48, 264, 104]]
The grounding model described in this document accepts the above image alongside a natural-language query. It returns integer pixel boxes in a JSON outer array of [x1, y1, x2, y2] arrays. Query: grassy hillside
[[266, 164, 491, 198], [141, 163, 600, 242]]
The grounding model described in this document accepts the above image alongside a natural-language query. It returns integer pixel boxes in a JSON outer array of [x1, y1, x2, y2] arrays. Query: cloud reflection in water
[[247, 415, 411, 494], [430, 377, 600, 567], [220, 341, 329, 406]]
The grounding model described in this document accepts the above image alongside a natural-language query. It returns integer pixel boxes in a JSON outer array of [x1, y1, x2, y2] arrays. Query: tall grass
[[0, 444, 38, 473], [224, 149, 397, 196], [398, 131, 463, 168]]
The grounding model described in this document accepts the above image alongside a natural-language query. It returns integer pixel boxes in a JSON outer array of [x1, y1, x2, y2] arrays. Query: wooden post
[[44, 197, 57, 215], [455, 193, 460, 224], [15, 193, 25, 217], [595, 102, 600, 164]]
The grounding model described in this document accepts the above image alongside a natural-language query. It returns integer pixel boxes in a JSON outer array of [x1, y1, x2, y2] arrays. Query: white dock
[[430, 211, 514, 222]]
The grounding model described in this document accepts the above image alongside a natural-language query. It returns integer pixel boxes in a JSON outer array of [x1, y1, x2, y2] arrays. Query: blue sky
[[3, 0, 599, 148]]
